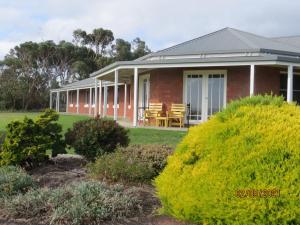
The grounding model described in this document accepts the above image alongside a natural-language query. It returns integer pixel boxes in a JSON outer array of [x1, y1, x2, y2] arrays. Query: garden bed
[[0, 155, 189, 225]]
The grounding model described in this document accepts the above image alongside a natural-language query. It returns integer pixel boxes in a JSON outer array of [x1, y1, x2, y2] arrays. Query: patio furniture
[[167, 104, 186, 128], [156, 116, 168, 127], [144, 103, 163, 125]]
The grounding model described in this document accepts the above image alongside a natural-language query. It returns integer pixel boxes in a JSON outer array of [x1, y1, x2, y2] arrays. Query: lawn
[[0, 112, 187, 147]]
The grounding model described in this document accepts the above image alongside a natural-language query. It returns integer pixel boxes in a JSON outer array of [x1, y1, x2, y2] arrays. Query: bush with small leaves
[[88, 144, 173, 183], [5, 181, 141, 225], [0, 109, 66, 167], [65, 118, 129, 161], [155, 95, 300, 224], [0, 166, 36, 198]]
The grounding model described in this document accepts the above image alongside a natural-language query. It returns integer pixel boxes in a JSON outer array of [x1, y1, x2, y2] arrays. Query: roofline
[[92, 55, 300, 78], [50, 82, 125, 92]]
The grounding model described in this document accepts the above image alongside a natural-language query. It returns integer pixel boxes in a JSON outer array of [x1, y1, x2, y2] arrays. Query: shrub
[[0, 109, 66, 167], [155, 95, 300, 225], [0, 131, 5, 146], [0, 166, 36, 198], [5, 181, 141, 225], [89, 144, 173, 183], [65, 118, 129, 161]]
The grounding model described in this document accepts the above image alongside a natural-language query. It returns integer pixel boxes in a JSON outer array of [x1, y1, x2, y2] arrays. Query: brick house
[[50, 27, 300, 126]]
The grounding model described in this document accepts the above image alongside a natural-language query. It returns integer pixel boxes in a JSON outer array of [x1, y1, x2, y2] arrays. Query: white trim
[[138, 74, 150, 108], [114, 69, 119, 120], [124, 84, 127, 119], [287, 65, 294, 103], [133, 67, 139, 127], [183, 69, 227, 123], [95, 60, 299, 79], [250, 65, 255, 96], [76, 89, 79, 114]]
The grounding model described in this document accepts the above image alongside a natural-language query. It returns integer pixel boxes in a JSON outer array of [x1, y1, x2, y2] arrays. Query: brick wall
[[65, 65, 281, 121], [149, 68, 183, 112]]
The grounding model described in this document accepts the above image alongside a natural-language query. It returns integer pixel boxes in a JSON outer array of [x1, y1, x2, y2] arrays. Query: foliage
[[0, 109, 65, 167], [0, 27, 151, 111], [0, 166, 36, 198], [65, 118, 129, 161], [0, 131, 5, 146], [89, 144, 173, 183], [155, 95, 300, 225], [5, 181, 141, 225]]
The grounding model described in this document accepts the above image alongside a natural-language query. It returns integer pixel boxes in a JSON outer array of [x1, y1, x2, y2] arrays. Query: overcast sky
[[0, 0, 299, 59]]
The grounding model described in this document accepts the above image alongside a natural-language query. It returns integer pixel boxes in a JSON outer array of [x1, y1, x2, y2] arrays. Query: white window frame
[[183, 70, 227, 123]]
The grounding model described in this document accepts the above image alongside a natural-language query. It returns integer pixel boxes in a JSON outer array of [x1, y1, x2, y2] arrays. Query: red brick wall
[[149, 68, 183, 112], [65, 65, 281, 121], [255, 66, 281, 95], [227, 66, 281, 103]]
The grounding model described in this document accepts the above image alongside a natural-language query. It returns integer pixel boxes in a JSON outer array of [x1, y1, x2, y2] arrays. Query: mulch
[[0, 155, 190, 225]]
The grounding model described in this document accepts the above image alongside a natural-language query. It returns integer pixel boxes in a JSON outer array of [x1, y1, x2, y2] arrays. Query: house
[[50, 27, 300, 126]]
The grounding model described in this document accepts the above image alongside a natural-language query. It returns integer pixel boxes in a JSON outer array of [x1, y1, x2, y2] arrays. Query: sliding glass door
[[184, 70, 226, 123]]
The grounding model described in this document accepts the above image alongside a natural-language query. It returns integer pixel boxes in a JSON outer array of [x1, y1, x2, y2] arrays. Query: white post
[[103, 86, 108, 116], [94, 79, 98, 117], [124, 83, 127, 119], [99, 80, 102, 117], [89, 87, 92, 115], [76, 89, 79, 114], [50, 91, 52, 109], [66, 90, 69, 113], [287, 65, 294, 103], [133, 67, 138, 127], [57, 91, 60, 113], [114, 69, 119, 121], [250, 65, 255, 96]]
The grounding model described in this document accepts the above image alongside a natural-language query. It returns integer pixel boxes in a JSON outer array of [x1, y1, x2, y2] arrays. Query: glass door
[[186, 74, 203, 123], [207, 74, 225, 117], [184, 71, 226, 123]]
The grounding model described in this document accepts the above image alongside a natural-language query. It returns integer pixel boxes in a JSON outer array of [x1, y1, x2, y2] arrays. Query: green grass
[[0, 112, 89, 133], [129, 128, 186, 146], [0, 112, 187, 151]]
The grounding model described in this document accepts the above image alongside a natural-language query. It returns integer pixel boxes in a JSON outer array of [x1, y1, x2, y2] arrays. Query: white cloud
[[0, 0, 300, 58]]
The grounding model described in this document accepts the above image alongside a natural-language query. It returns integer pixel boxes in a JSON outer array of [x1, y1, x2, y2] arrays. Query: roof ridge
[[227, 28, 259, 49], [154, 27, 230, 55]]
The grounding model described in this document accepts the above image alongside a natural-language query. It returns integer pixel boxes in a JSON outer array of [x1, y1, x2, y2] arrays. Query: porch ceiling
[[98, 68, 149, 83]]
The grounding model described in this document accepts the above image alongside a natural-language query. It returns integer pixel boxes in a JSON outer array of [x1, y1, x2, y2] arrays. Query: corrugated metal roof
[[272, 36, 300, 48], [143, 28, 300, 58], [51, 77, 113, 91]]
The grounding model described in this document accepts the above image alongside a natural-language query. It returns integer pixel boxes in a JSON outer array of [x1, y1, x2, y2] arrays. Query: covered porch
[[93, 59, 300, 127]]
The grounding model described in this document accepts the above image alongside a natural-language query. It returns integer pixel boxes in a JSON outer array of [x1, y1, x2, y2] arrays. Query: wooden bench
[[144, 103, 163, 125], [167, 104, 186, 128]]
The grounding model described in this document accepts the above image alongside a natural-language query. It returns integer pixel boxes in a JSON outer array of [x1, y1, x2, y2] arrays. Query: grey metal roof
[[90, 54, 300, 78], [51, 77, 114, 91], [272, 36, 300, 48], [142, 28, 300, 58]]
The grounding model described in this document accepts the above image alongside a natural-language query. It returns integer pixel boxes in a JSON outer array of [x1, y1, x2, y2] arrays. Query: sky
[[0, 0, 299, 59]]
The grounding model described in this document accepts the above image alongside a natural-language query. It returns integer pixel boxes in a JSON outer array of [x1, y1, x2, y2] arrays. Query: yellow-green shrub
[[155, 95, 300, 225]]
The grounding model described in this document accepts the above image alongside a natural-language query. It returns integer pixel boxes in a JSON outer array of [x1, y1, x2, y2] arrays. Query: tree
[[113, 39, 132, 61], [132, 37, 151, 59]]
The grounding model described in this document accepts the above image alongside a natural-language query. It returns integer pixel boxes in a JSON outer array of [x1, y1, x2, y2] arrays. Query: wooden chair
[[144, 103, 163, 125], [167, 104, 186, 128]]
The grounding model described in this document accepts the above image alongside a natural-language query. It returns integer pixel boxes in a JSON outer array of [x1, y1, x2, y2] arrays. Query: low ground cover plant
[[5, 181, 141, 225], [0, 166, 36, 198], [65, 118, 129, 161], [155, 95, 300, 224], [0, 109, 65, 167], [88, 144, 173, 183]]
